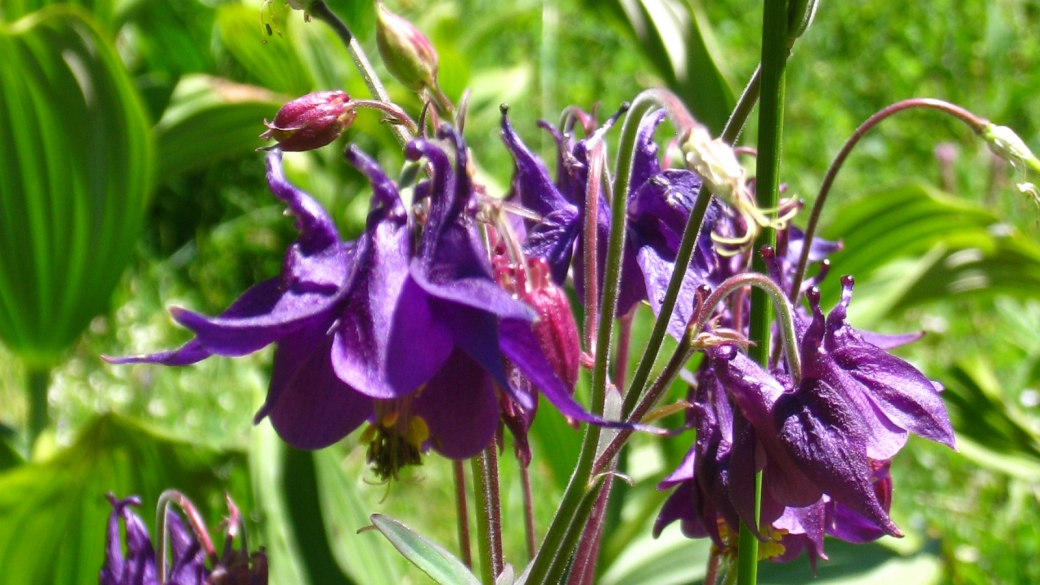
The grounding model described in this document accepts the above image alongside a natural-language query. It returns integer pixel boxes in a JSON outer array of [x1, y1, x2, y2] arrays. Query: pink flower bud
[[376, 3, 438, 92], [260, 90, 355, 152], [495, 255, 580, 394]]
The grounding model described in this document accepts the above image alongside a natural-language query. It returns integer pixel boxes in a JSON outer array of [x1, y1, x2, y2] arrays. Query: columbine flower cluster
[[109, 125, 628, 481], [500, 105, 955, 566]]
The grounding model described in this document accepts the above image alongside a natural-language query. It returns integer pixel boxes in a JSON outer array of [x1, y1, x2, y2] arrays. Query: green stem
[[471, 445, 503, 584], [27, 368, 49, 452], [721, 65, 761, 145], [308, 1, 413, 147], [740, 0, 789, 582], [542, 482, 605, 584]]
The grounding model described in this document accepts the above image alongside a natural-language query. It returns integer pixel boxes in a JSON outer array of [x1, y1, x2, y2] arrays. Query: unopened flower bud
[[260, 90, 355, 152], [787, 0, 819, 47], [984, 123, 1040, 174], [376, 2, 438, 92]]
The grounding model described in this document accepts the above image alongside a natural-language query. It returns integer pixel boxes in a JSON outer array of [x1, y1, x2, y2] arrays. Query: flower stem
[[705, 547, 722, 585], [308, 1, 413, 147], [453, 460, 473, 569], [721, 65, 762, 145], [789, 98, 989, 298], [741, 0, 789, 581], [27, 368, 49, 452], [471, 443, 504, 584], [520, 461, 537, 560]]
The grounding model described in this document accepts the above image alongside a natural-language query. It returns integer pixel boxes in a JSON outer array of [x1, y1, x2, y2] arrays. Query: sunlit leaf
[[216, 3, 314, 96], [314, 449, 406, 585], [0, 414, 250, 585], [583, 0, 734, 134], [368, 513, 481, 585], [0, 7, 153, 367], [1, 0, 114, 29], [154, 74, 284, 180]]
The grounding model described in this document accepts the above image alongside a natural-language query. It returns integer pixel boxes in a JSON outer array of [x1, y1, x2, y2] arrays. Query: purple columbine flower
[[106, 149, 381, 451], [502, 108, 722, 332], [100, 495, 206, 585], [374, 125, 634, 470]]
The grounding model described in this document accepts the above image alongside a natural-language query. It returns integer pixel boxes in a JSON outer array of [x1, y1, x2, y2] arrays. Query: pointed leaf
[[369, 514, 481, 585]]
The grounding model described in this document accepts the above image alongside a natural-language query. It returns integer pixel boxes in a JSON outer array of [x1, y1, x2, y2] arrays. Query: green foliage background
[[1, 0, 1039, 583]]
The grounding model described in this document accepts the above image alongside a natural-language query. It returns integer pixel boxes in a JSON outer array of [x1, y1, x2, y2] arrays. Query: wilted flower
[[260, 90, 355, 152], [376, 2, 438, 92]]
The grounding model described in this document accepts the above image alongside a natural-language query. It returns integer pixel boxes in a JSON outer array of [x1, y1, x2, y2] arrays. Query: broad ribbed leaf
[[0, 414, 250, 585], [583, 0, 734, 134], [155, 74, 283, 180], [0, 8, 153, 367], [369, 514, 481, 585]]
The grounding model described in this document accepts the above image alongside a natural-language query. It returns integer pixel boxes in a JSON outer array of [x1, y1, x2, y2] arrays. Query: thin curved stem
[[351, 99, 419, 136], [789, 98, 988, 298], [520, 462, 537, 560], [595, 273, 801, 475]]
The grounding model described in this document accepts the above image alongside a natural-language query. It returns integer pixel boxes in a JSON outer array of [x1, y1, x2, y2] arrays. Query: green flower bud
[[984, 123, 1040, 174], [376, 2, 438, 92], [787, 0, 819, 47]]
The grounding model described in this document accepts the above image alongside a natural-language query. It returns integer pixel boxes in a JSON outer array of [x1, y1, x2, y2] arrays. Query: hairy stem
[[721, 65, 762, 145], [453, 460, 473, 569], [471, 444, 503, 583]]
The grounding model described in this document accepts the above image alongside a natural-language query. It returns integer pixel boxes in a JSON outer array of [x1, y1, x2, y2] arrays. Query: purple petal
[[332, 218, 411, 399], [256, 323, 372, 450], [344, 146, 405, 213], [265, 150, 340, 253], [637, 247, 709, 339], [628, 110, 666, 193], [414, 349, 500, 459], [103, 339, 212, 366], [857, 330, 925, 350], [385, 276, 455, 395], [522, 207, 580, 285], [773, 377, 902, 536], [658, 445, 697, 489], [166, 511, 207, 584], [411, 260, 535, 322], [501, 111, 574, 218], [826, 281, 956, 450], [430, 299, 516, 407]]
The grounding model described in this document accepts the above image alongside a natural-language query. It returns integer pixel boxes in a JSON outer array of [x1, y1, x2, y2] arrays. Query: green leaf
[[820, 182, 1040, 322], [0, 7, 153, 367], [216, 3, 314, 96], [250, 421, 312, 585], [154, 74, 284, 181], [0, 414, 250, 585], [757, 539, 942, 584], [369, 513, 481, 585], [283, 447, 355, 585], [583, 0, 734, 134], [1, 0, 114, 30], [314, 449, 406, 585], [0, 435, 24, 472]]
